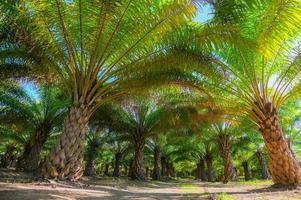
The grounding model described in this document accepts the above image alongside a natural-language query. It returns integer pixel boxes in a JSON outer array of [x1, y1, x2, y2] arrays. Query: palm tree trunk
[[18, 126, 51, 172], [196, 163, 201, 180], [130, 137, 145, 180], [145, 167, 149, 178], [256, 150, 270, 179], [128, 159, 133, 177], [124, 165, 128, 176], [84, 140, 99, 176], [242, 161, 251, 181], [161, 156, 166, 177], [42, 106, 89, 180], [104, 163, 110, 176], [0, 144, 16, 168], [205, 153, 214, 182], [199, 157, 207, 181], [171, 166, 176, 177], [166, 161, 171, 177], [113, 152, 122, 177], [256, 102, 301, 185], [152, 145, 161, 180], [217, 134, 237, 183], [84, 160, 95, 176]]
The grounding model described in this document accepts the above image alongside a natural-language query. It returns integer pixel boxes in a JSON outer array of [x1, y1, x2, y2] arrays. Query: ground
[[0, 169, 301, 200]]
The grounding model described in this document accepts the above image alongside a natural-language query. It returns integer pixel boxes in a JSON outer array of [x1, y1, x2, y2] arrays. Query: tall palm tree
[[4, 0, 201, 180], [215, 1, 301, 185], [0, 83, 67, 171], [2, 0, 245, 179], [170, 0, 301, 185]]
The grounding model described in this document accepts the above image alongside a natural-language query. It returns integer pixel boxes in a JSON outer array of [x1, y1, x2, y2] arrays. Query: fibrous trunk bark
[[242, 161, 251, 181], [128, 159, 133, 177], [217, 134, 237, 184], [84, 139, 100, 176], [17, 125, 51, 172], [113, 152, 122, 177], [152, 145, 161, 180], [166, 161, 171, 177], [196, 163, 201, 180], [145, 167, 149, 178], [255, 102, 301, 185], [170, 164, 176, 177], [161, 156, 166, 177], [256, 150, 270, 179], [130, 136, 145, 180], [42, 106, 89, 180], [104, 163, 110, 176], [0, 144, 16, 168], [205, 153, 214, 182], [199, 157, 207, 181], [84, 160, 95, 176], [124, 165, 128, 176]]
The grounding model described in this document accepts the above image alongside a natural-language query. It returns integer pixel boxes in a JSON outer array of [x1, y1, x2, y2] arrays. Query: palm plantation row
[[0, 85, 273, 182], [0, 0, 301, 187]]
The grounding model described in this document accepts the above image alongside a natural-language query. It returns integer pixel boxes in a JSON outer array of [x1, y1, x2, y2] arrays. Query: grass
[[216, 193, 236, 200], [236, 179, 273, 186], [179, 183, 199, 193]]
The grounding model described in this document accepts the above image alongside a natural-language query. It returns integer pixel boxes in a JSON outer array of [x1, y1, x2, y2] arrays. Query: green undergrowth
[[215, 193, 236, 200], [180, 183, 199, 193], [235, 179, 273, 186]]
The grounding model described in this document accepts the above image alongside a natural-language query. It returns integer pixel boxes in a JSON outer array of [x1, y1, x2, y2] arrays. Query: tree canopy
[[1, 0, 301, 187]]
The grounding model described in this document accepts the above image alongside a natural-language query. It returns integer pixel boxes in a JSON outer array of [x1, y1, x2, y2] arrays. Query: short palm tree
[[0, 83, 67, 171], [83, 128, 107, 176], [105, 132, 129, 177], [147, 136, 162, 180], [94, 98, 181, 180], [211, 123, 238, 183]]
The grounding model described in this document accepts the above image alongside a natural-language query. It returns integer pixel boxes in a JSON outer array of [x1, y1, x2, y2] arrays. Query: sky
[[22, 5, 214, 100], [194, 3, 214, 24], [22, 79, 40, 100]]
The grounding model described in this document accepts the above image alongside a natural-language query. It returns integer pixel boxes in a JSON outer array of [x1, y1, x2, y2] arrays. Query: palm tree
[[214, 1, 301, 185], [0, 143, 17, 168], [83, 128, 107, 176], [233, 136, 256, 181], [3, 0, 201, 180], [255, 149, 270, 180], [212, 123, 238, 183], [201, 132, 217, 182], [172, 0, 301, 185], [94, 98, 183, 180], [105, 132, 129, 177], [0, 83, 67, 171], [2, 0, 245, 179], [237, 127, 271, 180], [147, 137, 162, 180], [0, 0, 58, 82]]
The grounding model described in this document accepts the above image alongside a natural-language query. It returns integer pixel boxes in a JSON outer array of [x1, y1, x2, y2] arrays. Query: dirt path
[[194, 181, 301, 200], [0, 179, 301, 200]]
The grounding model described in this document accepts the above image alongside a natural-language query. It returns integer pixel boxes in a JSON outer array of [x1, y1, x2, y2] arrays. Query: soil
[[0, 169, 300, 200]]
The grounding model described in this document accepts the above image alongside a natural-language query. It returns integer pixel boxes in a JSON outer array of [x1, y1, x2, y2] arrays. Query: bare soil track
[[0, 169, 301, 200]]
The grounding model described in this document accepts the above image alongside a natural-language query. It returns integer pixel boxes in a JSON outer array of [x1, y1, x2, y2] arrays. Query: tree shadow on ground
[[0, 185, 206, 200]]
